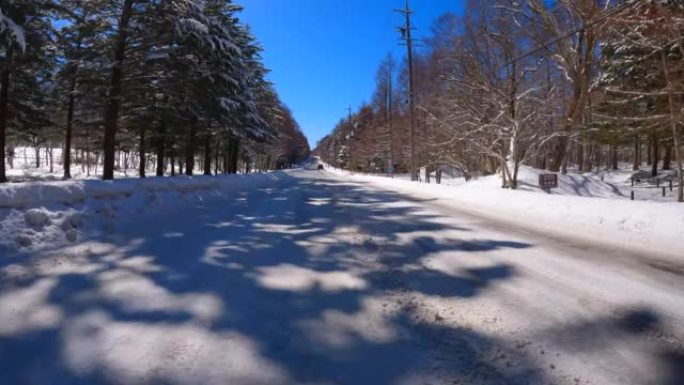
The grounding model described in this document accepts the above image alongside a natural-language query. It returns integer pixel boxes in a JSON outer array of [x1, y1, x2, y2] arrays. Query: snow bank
[[326, 168, 684, 259], [356, 162, 681, 202], [0, 173, 287, 209], [0, 172, 290, 252]]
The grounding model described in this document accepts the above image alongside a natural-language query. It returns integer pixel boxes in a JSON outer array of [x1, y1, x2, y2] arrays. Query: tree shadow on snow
[[0, 173, 678, 385]]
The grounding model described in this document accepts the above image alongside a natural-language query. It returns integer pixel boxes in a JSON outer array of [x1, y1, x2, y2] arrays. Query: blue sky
[[237, 0, 465, 148]]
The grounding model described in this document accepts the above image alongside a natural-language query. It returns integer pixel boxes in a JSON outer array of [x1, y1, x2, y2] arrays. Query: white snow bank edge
[[0, 171, 291, 209]]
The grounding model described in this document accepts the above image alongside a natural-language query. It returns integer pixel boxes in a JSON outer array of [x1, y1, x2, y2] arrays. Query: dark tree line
[[0, 0, 309, 182]]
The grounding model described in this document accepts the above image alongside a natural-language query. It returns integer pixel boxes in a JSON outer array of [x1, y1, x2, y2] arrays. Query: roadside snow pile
[[351, 164, 679, 201], [489, 166, 629, 198], [326, 167, 684, 258], [380, 165, 670, 199], [24, 208, 51, 230], [509, 165, 680, 201], [0, 172, 288, 253]]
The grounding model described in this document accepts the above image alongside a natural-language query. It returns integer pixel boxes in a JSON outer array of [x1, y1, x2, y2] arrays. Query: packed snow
[[0, 163, 682, 385], [362, 163, 680, 201], [0, 171, 289, 252]]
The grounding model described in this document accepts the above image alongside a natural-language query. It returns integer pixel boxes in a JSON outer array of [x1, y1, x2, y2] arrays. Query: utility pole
[[396, 0, 417, 181], [387, 59, 394, 175]]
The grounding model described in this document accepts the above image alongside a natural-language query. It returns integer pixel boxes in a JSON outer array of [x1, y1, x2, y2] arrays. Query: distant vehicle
[[317, 164, 324, 170]]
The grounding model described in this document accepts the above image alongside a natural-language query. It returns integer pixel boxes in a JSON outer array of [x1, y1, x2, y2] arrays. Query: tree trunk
[[102, 0, 134, 180], [663, 144, 672, 170], [49, 148, 54, 173], [203, 133, 212, 176], [185, 124, 197, 176], [611, 144, 618, 170], [577, 141, 585, 172], [633, 136, 640, 171], [227, 137, 240, 174], [651, 131, 659, 177], [155, 120, 165, 177], [214, 140, 220, 174], [0, 46, 12, 183], [233, 139, 240, 174], [549, 94, 578, 171], [222, 146, 229, 174], [35, 146, 41, 168], [63, 77, 77, 179], [139, 128, 146, 178], [661, 51, 683, 202], [86, 149, 91, 176], [551, 27, 595, 172], [170, 154, 176, 176]]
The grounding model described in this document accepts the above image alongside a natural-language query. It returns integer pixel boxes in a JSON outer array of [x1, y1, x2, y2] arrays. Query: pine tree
[[0, 1, 58, 182], [100, 0, 137, 180], [592, 0, 683, 185], [54, 0, 109, 179]]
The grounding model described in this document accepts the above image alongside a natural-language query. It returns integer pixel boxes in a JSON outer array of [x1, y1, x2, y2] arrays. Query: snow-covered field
[[361, 164, 680, 202], [0, 164, 682, 385], [6, 147, 129, 181], [321, 164, 684, 259], [5, 147, 209, 182]]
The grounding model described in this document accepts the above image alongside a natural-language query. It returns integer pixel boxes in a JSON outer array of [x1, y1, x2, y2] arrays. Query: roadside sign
[[539, 174, 558, 190]]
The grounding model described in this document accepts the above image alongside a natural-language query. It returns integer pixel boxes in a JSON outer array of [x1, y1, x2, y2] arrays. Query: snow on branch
[[0, 8, 25, 52]]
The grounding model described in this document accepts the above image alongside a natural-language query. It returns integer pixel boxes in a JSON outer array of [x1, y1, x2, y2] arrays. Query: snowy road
[[1, 169, 683, 385]]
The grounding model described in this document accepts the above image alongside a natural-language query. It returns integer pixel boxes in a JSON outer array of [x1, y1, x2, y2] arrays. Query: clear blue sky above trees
[[238, 0, 465, 147]]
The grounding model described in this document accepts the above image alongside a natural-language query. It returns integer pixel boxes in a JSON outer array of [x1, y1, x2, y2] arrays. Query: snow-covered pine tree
[[592, 0, 683, 193], [188, 1, 278, 175], [120, 0, 200, 177], [593, 1, 666, 176], [98, 0, 138, 180], [0, 1, 58, 182], [54, 0, 110, 179]]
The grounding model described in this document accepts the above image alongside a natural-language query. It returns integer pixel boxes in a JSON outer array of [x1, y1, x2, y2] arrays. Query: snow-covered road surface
[[1, 169, 683, 385]]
